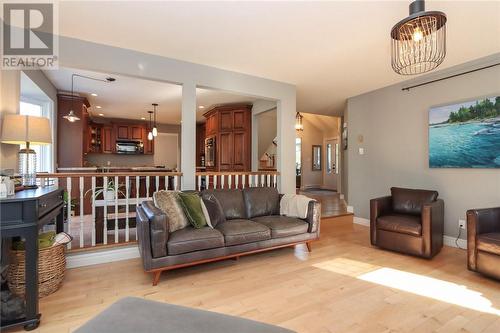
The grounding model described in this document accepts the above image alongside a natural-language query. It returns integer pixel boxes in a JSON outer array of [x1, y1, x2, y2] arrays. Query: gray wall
[[345, 55, 500, 239]]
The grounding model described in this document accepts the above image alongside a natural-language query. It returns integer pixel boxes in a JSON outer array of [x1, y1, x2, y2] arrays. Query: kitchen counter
[[57, 166, 174, 173]]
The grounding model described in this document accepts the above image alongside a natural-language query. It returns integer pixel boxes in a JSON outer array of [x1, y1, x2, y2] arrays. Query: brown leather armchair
[[370, 187, 444, 258], [467, 207, 500, 280]]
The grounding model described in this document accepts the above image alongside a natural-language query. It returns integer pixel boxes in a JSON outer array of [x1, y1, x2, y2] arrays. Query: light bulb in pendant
[[152, 127, 158, 137], [148, 131, 153, 140]]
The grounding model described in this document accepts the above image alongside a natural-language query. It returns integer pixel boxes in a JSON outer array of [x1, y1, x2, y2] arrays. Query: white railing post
[[267, 174, 271, 187], [273, 174, 277, 188], [235, 175, 239, 189], [155, 176, 159, 193], [197, 175, 202, 192], [125, 176, 130, 242], [146, 176, 150, 198], [91, 176, 96, 246], [213, 175, 217, 190], [164, 176, 168, 190], [103, 176, 108, 245], [135, 176, 140, 208], [79, 177, 84, 248], [114, 176, 119, 243], [66, 177, 72, 250], [242, 174, 246, 189], [221, 175, 225, 189], [228, 175, 232, 189], [261, 175, 265, 187]]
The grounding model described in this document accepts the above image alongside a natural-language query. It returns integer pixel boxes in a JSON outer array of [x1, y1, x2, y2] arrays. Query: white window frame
[[19, 97, 55, 173]]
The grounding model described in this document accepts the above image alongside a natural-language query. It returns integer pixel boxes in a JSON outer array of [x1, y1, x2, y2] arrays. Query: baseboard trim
[[353, 216, 467, 250], [443, 235, 467, 250], [66, 245, 140, 269], [353, 216, 370, 226]]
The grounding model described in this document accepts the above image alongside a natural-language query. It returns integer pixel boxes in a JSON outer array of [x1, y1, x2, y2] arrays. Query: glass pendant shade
[[148, 131, 153, 141], [295, 112, 304, 131], [152, 127, 158, 137], [391, 0, 447, 75]]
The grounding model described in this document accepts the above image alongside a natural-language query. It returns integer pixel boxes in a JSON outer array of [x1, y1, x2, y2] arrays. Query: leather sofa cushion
[[251, 215, 308, 238], [242, 187, 280, 218], [377, 214, 422, 236], [216, 219, 271, 246], [391, 187, 438, 216], [477, 233, 500, 255], [202, 189, 246, 220], [167, 227, 224, 256]]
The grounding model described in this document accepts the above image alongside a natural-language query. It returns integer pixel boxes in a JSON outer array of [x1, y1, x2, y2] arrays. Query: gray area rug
[[75, 297, 295, 333]]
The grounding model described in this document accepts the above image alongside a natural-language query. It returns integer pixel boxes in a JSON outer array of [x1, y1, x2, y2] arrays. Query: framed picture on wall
[[429, 95, 500, 168], [342, 123, 348, 150]]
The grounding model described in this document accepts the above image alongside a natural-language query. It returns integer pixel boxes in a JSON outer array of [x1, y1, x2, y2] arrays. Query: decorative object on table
[[312, 145, 322, 171], [429, 96, 500, 168], [295, 112, 304, 131], [74, 297, 295, 333], [8, 232, 71, 298], [391, 0, 447, 75], [0, 115, 52, 188]]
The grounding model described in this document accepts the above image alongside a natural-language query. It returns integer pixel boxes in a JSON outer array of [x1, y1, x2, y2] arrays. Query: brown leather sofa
[[136, 187, 321, 285], [370, 187, 444, 258], [467, 207, 500, 280]]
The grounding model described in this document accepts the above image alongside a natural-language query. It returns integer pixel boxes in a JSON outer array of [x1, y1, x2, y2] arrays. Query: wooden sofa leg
[[306, 242, 312, 253], [152, 271, 162, 286]]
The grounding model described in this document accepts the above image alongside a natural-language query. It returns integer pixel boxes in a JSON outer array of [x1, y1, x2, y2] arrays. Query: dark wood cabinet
[[202, 104, 252, 172], [196, 123, 206, 166], [116, 125, 129, 140], [131, 126, 143, 140], [142, 127, 154, 155], [102, 126, 115, 153]]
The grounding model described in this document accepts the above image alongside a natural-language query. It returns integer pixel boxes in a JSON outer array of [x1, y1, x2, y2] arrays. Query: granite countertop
[[57, 166, 173, 172]]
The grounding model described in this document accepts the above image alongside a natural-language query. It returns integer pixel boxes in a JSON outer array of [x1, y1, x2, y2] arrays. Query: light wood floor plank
[[8, 215, 500, 333]]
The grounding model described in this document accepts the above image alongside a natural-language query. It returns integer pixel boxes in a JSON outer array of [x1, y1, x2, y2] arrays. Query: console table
[[0, 186, 64, 331]]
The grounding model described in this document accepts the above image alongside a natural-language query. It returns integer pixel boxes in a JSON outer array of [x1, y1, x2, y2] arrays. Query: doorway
[[324, 138, 339, 191]]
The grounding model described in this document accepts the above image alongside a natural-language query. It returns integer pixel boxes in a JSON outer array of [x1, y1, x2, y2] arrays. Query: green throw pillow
[[178, 192, 207, 229]]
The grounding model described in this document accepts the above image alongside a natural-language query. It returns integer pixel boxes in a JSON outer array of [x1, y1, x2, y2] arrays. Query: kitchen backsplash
[[85, 153, 155, 167]]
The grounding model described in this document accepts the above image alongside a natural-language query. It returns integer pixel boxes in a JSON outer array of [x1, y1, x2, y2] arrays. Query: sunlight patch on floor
[[313, 258, 379, 276], [359, 267, 500, 316]]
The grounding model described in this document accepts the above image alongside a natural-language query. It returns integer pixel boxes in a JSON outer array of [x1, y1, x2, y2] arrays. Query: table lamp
[[1, 115, 52, 188]]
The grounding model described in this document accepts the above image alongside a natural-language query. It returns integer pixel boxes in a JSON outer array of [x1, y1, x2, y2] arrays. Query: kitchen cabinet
[[102, 126, 115, 153], [142, 127, 154, 155], [116, 125, 129, 140], [196, 123, 206, 166], [130, 126, 143, 140], [202, 104, 252, 172], [116, 124, 144, 141]]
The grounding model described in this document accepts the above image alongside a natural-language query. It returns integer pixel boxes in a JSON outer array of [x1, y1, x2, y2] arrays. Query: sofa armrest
[[136, 205, 153, 271], [305, 200, 321, 234], [140, 201, 169, 258], [370, 196, 392, 245], [422, 199, 444, 257], [467, 207, 500, 270]]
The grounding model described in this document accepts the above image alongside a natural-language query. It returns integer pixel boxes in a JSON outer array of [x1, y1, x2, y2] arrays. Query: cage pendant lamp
[[391, 0, 447, 75]]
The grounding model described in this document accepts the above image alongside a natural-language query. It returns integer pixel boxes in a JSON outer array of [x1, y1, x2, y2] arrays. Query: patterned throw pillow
[[153, 191, 189, 233], [177, 192, 207, 229]]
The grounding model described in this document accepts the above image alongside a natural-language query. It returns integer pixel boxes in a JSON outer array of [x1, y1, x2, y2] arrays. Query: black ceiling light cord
[[63, 74, 116, 122], [391, 0, 447, 75], [147, 111, 154, 141]]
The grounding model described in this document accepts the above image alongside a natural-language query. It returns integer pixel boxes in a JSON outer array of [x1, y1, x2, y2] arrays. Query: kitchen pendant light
[[295, 112, 304, 131], [64, 74, 116, 122], [147, 111, 154, 141], [152, 103, 158, 137], [391, 0, 447, 75]]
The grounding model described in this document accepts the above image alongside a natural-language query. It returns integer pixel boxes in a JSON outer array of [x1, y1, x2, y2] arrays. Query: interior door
[[324, 138, 339, 191]]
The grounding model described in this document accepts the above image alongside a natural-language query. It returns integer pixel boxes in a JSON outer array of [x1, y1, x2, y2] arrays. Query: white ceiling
[[43, 67, 257, 124], [57, 1, 500, 116]]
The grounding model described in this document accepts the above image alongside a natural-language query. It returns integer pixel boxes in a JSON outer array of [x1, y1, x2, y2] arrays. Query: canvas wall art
[[429, 96, 500, 168]]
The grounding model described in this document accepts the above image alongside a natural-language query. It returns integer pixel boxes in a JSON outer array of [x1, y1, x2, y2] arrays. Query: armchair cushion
[[391, 187, 438, 216], [202, 189, 246, 220], [477, 233, 500, 255], [377, 214, 422, 236], [216, 219, 271, 246]]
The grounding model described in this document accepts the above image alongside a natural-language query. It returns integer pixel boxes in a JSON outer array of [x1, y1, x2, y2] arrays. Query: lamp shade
[[1, 115, 52, 145]]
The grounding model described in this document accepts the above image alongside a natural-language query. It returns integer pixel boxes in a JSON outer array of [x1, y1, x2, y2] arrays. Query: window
[[295, 137, 302, 176], [326, 143, 332, 174], [19, 100, 54, 172]]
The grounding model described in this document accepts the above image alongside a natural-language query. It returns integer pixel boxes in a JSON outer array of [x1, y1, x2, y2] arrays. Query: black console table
[[0, 186, 64, 331]]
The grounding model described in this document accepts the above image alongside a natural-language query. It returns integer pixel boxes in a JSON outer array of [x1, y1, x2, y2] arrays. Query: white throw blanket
[[280, 194, 314, 219]]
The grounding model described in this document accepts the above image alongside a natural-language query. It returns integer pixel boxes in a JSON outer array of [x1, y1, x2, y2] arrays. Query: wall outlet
[[458, 219, 466, 230]]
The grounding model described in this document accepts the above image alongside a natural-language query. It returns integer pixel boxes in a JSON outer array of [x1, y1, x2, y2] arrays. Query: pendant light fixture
[[64, 74, 116, 122], [295, 112, 304, 131], [391, 0, 447, 75], [147, 111, 154, 141], [152, 103, 158, 137]]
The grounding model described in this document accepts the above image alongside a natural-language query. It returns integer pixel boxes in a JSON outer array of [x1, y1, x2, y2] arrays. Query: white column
[[276, 95, 296, 194], [251, 113, 259, 171], [181, 82, 197, 190]]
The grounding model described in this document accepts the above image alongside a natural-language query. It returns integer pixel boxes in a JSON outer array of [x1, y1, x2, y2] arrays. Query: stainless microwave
[[116, 140, 144, 154]]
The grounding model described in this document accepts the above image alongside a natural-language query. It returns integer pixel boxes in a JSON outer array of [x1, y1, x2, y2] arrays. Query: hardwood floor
[[11, 216, 500, 333], [299, 189, 350, 217]]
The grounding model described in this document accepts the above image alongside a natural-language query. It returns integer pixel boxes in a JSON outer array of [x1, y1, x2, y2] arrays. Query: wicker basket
[[7, 244, 66, 298]]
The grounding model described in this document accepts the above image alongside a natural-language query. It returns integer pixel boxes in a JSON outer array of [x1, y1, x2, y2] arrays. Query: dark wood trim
[[146, 239, 318, 286]]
